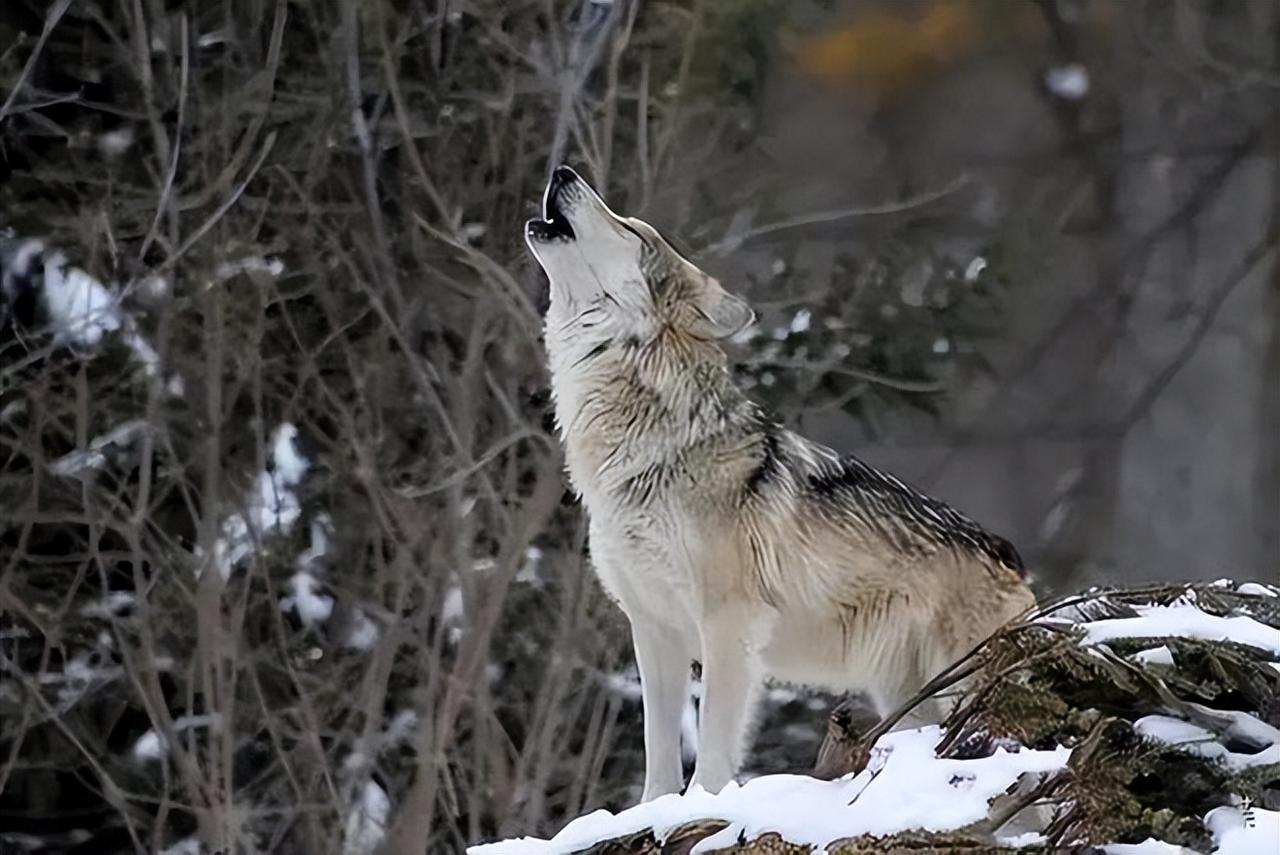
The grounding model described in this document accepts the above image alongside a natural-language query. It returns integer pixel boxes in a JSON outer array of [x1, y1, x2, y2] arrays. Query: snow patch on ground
[[1102, 840, 1195, 854], [468, 726, 1069, 854], [1206, 805, 1279, 854], [470, 582, 1279, 855]]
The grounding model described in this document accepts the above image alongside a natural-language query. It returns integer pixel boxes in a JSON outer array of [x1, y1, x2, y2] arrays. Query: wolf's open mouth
[[527, 166, 577, 241]]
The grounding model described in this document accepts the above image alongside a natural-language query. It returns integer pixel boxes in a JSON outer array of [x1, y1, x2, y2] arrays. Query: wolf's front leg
[[689, 611, 764, 794], [631, 620, 691, 801]]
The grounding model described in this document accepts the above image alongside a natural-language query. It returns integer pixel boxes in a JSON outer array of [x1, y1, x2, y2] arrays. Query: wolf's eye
[[618, 219, 649, 245]]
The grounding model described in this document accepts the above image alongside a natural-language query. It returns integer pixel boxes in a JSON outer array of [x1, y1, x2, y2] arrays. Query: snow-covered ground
[[469, 582, 1280, 855], [472, 727, 1070, 854], [471, 735, 1275, 855]]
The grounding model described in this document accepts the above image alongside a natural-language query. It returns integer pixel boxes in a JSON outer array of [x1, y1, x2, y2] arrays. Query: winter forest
[[1, 1, 1278, 853]]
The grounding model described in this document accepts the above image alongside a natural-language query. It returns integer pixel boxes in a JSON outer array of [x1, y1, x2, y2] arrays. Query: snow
[[297, 515, 333, 568], [516, 546, 545, 584], [204, 423, 309, 579], [281, 572, 334, 625], [1001, 831, 1049, 849], [1045, 64, 1089, 100], [473, 583, 1279, 855], [78, 591, 136, 618], [963, 256, 987, 282], [281, 516, 335, 625], [48, 419, 149, 477], [97, 127, 135, 157], [3, 236, 181, 401], [467, 726, 1070, 855], [1189, 706, 1280, 750], [384, 709, 419, 747], [1206, 806, 1279, 854], [42, 251, 122, 346], [132, 730, 165, 761], [1102, 840, 1194, 854], [603, 670, 643, 701], [271, 423, 309, 484], [131, 714, 220, 763], [1136, 714, 1279, 773], [1133, 645, 1175, 666], [1235, 582, 1276, 597], [4, 237, 44, 284], [212, 256, 284, 282], [342, 780, 390, 855], [442, 586, 465, 622], [159, 838, 202, 855], [343, 609, 380, 650], [789, 309, 811, 334], [1082, 603, 1280, 654], [41, 644, 123, 712], [121, 325, 161, 377], [135, 272, 171, 300]]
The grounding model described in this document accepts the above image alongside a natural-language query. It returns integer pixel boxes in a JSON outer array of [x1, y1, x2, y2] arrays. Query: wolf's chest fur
[[550, 332, 754, 507]]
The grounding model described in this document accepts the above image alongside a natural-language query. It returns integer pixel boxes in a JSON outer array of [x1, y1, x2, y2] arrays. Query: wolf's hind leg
[[632, 621, 690, 801], [689, 610, 765, 794]]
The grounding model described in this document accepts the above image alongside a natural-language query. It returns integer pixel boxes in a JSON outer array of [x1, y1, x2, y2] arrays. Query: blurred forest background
[[0, 0, 1276, 852]]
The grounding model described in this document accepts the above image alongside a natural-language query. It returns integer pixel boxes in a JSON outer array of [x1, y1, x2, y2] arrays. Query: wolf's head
[[526, 167, 754, 343]]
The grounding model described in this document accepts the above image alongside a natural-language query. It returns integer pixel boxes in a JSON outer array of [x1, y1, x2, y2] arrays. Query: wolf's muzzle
[[526, 165, 579, 243]]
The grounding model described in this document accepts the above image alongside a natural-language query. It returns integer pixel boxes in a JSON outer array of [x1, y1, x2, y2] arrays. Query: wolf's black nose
[[531, 166, 579, 242]]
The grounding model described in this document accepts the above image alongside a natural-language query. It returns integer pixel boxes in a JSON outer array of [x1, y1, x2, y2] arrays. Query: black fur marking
[[572, 339, 611, 368], [987, 534, 1025, 576], [810, 456, 1027, 577], [618, 459, 682, 507], [745, 421, 785, 495]]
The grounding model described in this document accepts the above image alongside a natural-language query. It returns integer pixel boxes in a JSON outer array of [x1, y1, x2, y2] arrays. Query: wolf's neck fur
[[545, 314, 754, 501]]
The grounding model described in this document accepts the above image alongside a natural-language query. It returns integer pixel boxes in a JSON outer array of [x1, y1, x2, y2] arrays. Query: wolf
[[525, 166, 1036, 802]]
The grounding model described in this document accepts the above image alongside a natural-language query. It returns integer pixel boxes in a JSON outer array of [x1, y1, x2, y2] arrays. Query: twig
[[546, 0, 620, 175], [139, 13, 190, 260], [747, 357, 946, 393], [0, 0, 73, 123], [1116, 232, 1278, 433], [701, 174, 972, 257], [160, 131, 278, 272]]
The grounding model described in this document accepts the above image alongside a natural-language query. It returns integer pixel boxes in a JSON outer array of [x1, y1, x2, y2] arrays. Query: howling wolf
[[525, 166, 1035, 801]]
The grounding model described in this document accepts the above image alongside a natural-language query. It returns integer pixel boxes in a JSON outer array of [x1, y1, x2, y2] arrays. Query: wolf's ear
[[690, 279, 755, 339]]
